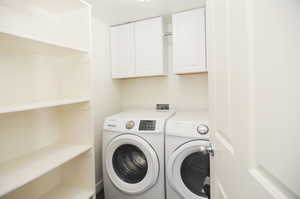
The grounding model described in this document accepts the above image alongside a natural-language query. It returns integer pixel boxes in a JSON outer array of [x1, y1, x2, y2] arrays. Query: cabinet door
[[110, 23, 135, 78], [135, 17, 165, 77], [173, 8, 206, 74]]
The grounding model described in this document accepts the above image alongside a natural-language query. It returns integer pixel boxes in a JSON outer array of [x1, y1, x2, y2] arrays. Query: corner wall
[[90, 17, 121, 192]]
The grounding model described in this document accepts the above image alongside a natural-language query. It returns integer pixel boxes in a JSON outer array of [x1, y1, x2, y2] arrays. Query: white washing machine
[[165, 112, 211, 199], [103, 110, 175, 199]]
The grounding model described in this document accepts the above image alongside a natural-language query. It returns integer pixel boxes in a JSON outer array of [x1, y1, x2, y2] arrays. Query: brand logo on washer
[[108, 124, 117, 128]]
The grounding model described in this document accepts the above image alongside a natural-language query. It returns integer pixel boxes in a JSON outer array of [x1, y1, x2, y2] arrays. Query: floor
[[97, 190, 105, 199]]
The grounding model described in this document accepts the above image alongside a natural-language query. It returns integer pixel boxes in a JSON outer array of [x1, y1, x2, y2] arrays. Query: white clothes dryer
[[165, 111, 211, 199], [103, 110, 175, 199]]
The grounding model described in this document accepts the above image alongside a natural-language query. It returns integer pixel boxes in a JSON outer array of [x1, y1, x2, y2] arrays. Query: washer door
[[106, 134, 159, 194], [167, 140, 210, 199]]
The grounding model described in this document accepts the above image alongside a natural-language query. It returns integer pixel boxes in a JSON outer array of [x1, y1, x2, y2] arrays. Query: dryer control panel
[[139, 120, 156, 131]]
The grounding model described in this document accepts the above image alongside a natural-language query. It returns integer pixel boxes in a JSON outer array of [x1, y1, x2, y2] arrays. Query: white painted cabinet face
[[135, 17, 164, 77], [173, 8, 206, 74], [110, 23, 135, 78], [111, 17, 165, 79]]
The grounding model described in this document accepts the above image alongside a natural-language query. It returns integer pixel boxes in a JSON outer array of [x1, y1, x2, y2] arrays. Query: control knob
[[126, 120, 135, 129], [197, 124, 209, 135]]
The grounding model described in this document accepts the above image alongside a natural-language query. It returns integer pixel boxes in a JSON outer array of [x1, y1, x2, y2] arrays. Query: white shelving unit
[[0, 0, 90, 52], [0, 0, 95, 199], [0, 98, 90, 114], [0, 144, 92, 197]]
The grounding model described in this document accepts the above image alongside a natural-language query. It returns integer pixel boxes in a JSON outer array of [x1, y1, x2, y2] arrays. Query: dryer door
[[105, 134, 159, 194], [167, 140, 210, 199]]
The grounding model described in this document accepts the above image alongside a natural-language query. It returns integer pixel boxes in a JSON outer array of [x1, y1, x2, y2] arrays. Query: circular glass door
[[106, 134, 159, 194], [167, 140, 210, 199], [112, 144, 148, 184]]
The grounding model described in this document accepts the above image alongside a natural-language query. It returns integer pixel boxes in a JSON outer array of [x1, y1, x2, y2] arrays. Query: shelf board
[[0, 31, 89, 55], [0, 98, 90, 114], [40, 185, 94, 199], [0, 144, 92, 197]]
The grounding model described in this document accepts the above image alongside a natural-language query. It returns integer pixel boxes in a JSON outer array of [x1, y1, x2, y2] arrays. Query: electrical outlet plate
[[156, 104, 169, 111]]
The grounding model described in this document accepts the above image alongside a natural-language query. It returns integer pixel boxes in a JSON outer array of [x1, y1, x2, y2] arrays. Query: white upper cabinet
[[173, 8, 207, 74], [135, 17, 165, 77], [110, 23, 135, 78], [110, 17, 165, 79]]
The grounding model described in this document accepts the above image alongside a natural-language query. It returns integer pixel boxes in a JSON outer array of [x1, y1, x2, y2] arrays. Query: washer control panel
[[139, 120, 156, 131]]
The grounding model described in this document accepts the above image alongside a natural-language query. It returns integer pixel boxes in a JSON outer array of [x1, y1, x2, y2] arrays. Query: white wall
[[90, 17, 121, 192], [120, 73, 208, 111]]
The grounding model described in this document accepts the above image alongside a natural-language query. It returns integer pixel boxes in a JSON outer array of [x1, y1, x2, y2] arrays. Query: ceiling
[[85, 0, 206, 25]]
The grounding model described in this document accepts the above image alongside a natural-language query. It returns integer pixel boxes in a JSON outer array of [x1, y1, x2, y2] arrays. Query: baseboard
[[96, 179, 104, 194]]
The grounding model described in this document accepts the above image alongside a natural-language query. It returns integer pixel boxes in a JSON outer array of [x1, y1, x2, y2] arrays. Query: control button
[[126, 120, 135, 129], [197, 124, 209, 135]]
